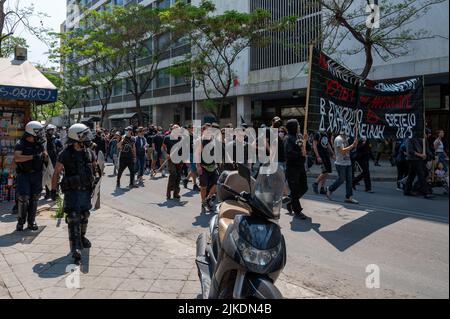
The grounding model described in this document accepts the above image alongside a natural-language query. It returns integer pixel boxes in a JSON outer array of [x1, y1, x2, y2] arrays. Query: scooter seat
[[218, 200, 249, 243]]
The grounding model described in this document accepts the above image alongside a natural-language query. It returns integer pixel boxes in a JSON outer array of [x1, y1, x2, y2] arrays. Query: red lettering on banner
[[319, 53, 328, 70], [360, 94, 412, 109], [325, 79, 356, 102]]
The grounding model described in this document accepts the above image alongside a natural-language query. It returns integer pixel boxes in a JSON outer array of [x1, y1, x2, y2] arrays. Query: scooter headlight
[[232, 229, 281, 267]]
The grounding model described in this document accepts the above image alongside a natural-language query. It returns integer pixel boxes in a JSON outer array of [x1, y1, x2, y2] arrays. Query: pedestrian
[[352, 137, 373, 193], [163, 125, 183, 200], [44, 124, 58, 199], [197, 123, 219, 212], [284, 119, 308, 219], [395, 138, 408, 190], [404, 137, 432, 199], [434, 130, 448, 171], [93, 129, 106, 156], [135, 127, 148, 184], [326, 127, 359, 204], [184, 124, 199, 191], [50, 123, 98, 264], [312, 129, 334, 195], [14, 121, 46, 231], [435, 162, 449, 194], [151, 127, 166, 178], [116, 126, 137, 189], [109, 132, 121, 176]]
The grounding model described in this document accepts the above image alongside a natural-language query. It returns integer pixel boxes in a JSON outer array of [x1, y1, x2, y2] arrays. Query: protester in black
[[284, 119, 308, 220], [404, 137, 431, 199], [312, 129, 334, 194], [163, 125, 183, 200], [117, 127, 136, 188], [352, 137, 373, 192]]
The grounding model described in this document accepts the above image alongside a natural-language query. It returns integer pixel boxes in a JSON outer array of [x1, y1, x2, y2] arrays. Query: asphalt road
[[100, 164, 449, 299]]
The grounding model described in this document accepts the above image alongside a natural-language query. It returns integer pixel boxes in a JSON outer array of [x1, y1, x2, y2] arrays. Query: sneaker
[[326, 187, 332, 200], [345, 198, 359, 204], [16, 223, 24, 232], [81, 237, 92, 249], [193, 184, 200, 192], [365, 189, 374, 193], [202, 200, 213, 212], [312, 183, 319, 194]]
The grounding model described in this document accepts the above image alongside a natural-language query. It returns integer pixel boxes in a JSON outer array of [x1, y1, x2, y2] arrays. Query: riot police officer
[[284, 119, 308, 220], [14, 121, 47, 231], [44, 124, 58, 199], [51, 123, 98, 263]]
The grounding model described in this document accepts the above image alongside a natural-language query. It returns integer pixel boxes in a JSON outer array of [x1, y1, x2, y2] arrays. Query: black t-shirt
[[314, 132, 331, 158], [120, 136, 135, 159], [153, 134, 164, 152], [15, 137, 45, 173], [164, 135, 182, 157]]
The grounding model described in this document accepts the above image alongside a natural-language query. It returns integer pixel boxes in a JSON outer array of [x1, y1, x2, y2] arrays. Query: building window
[[425, 85, 442, 109], [113, 79, 123, 96], [185, 105, 192, 121], [221, 104, 231, 119], [156, 69, 170, 88], [250, 0, 322, 70]]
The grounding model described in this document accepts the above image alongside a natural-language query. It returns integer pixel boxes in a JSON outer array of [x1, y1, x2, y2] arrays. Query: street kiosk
[[0, 53, 58, 203]]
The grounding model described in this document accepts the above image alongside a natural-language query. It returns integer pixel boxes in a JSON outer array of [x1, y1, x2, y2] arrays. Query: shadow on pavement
[[0, 226, 46, 247], [182, 190, 199, 198], [156, 200, 188, 208], [192, 211, 213, 228], [33, 248, 91, 278], [111, 187, 131, 197], [0, 213, 17, 223], [293, 210, 406, 252]]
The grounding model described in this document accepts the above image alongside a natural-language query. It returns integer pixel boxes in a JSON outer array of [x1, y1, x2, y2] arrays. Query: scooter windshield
[[254, 165, 285, 219]]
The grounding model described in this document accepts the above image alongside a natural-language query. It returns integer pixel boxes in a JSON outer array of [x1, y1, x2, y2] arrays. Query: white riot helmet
[[25, 121, 44, 137], [68, 123, 94, 143], [46, 124, 57, 132]]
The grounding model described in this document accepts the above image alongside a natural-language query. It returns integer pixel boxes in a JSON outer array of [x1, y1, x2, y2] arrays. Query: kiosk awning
[[0, 58, 58, 105]]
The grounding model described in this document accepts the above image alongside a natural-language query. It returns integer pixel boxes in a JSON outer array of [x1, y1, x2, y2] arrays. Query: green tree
[[106, 5, 171, 126], [0, 0, 50, 57], [0, 35, 27, 58], [313, 0, 446, 79], [165, 0, 294, 120], [61, 9, 124, 127]]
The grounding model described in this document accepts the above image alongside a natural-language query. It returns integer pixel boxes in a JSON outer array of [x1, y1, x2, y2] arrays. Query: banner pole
[[303, 44, 314, 136]]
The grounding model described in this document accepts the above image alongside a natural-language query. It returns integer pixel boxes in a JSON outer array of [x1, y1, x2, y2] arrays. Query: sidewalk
[[0, 202, 323, 299], [308, 159, 397, 182]]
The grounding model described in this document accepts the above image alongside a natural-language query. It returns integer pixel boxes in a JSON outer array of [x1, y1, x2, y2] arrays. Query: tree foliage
[[313, 0, 447, 79], [164, 0, 294, 120], [0, 0, 50, 57]]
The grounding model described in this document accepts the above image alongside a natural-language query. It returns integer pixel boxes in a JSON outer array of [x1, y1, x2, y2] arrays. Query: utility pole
[[191, 75, 196, 123]]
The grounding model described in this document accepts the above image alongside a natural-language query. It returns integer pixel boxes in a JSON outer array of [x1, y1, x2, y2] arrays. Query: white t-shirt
[[334, 135, 351, 166]]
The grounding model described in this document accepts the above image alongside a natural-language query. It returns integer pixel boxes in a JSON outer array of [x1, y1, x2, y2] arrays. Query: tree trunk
[[360, 44, 374, 80], [136, 94, 143, 126], [0, 1, 5, 55]]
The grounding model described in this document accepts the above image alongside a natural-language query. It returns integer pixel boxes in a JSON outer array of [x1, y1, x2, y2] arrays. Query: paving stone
[[110, 290, 145, 299], [73, 288, 113, 299], [116, 278, 154, 292], [148, 279, 185, 294], [100, 266, 135, 278], [143, 292, 178, 299], [180, 280, 201, 295], [83, 276, 124, 290], [128, 267, 162, 280], [158, 268, 190, 281]]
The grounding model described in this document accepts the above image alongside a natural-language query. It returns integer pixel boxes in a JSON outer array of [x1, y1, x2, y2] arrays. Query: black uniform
[[45, 133, 58, 197], [58, 145, 97, 261], [164, 135, 183, 198], [15, 136, 45, 230], [284, 120, 308, 217], [117, 136, 136, 187]]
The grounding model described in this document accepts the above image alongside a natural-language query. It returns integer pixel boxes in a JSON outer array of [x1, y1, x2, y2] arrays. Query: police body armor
[[60, 147, 95, 193], [16, 139, 44, 174]]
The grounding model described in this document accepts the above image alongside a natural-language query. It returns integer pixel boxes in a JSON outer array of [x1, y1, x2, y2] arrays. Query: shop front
[[0, 56, 58, 204]]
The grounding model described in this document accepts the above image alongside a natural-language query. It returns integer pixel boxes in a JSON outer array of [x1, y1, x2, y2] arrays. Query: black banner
[[307, 48, 424, 139]]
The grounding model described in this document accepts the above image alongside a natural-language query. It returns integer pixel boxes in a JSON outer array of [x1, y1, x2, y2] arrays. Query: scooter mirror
[[237, 164, 251, 192]]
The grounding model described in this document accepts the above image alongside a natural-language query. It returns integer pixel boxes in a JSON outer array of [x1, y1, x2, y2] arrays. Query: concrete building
[[63, 0, 449, 132]]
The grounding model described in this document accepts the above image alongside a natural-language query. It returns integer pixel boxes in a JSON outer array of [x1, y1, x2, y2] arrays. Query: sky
[[8, 0, 66, 68]]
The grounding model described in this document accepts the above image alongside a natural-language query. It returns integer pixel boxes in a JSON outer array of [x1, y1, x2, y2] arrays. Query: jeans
[[117, 157, 135, 186], [329, 164, 353, 199], [136, 154, 146, 178]]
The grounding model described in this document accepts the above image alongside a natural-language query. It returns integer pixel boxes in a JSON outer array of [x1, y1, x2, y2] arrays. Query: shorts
[[320, 156, 332, 174], [153, 150, 164, 161], [199, 168, 219, 189]]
